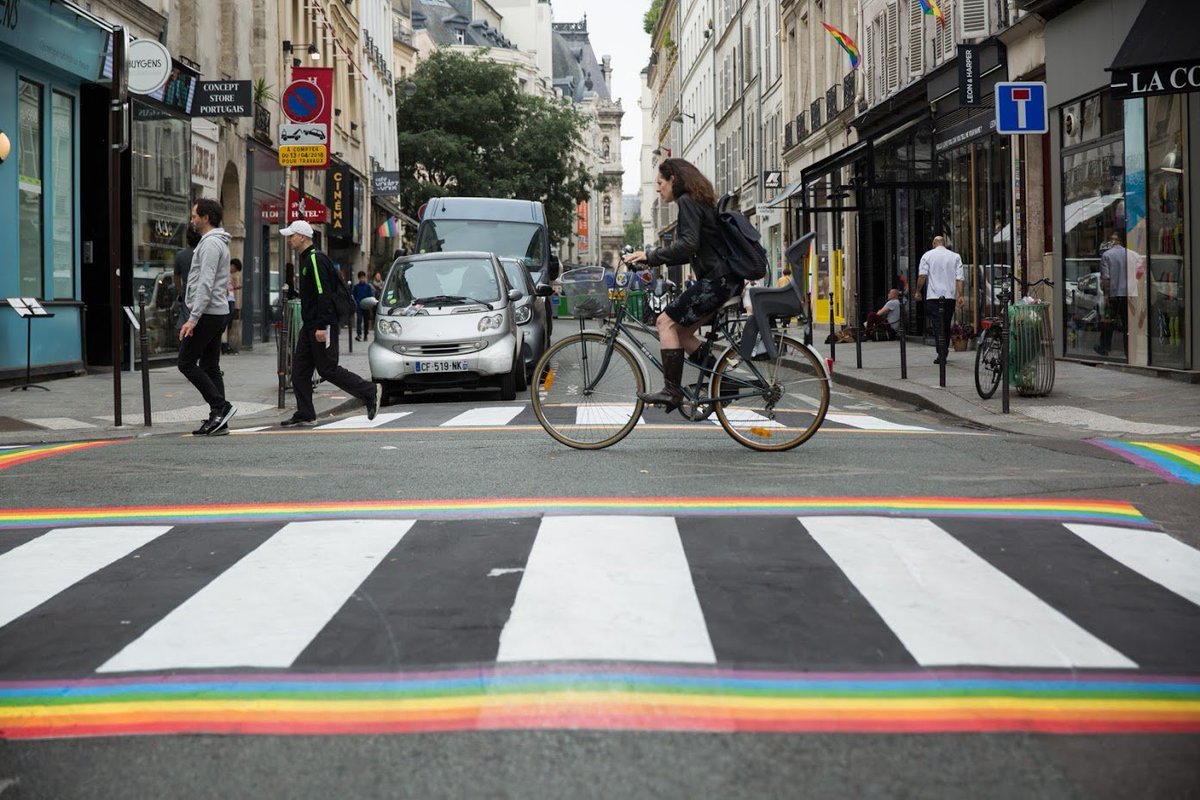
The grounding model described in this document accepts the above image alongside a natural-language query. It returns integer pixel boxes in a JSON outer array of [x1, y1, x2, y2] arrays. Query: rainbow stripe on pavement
[[2, 666, 1197, 739], [0, 496, 1153, 529], [1091, 440, 1200, 485], [0, 441, 121, 473]]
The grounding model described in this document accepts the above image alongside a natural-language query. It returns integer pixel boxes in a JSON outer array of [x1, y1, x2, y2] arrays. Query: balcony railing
[[810, 99, 822, 132], [826, 85, 839, 118], [253, 102, 272, 144], [843, 71, 856, 109], [795, 111, 807, 140], [784, 121, 794, 150]]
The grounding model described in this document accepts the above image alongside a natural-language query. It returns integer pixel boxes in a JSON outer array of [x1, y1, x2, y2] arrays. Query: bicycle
[[974, 276, 1054, 400], [530, 234, 831, 452]]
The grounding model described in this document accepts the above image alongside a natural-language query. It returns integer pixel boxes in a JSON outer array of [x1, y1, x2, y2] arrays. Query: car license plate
[[415, 360, 469, 373]]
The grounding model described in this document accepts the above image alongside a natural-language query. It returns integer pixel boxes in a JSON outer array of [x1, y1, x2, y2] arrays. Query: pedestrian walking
[[179, 198, 237, 436], [1097, 231, 1129, 356], [915, 235, 964, 365], [222, 259, 241, 354], [353, 271, 374, 341], [625, 157, 743, 412], [279, 220, 378, 426]]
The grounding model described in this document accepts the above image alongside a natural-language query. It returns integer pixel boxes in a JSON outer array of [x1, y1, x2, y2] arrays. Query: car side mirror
[[535, 283, 554, 297], [508, 288, 524, 302], [360, 296, 379, 310]]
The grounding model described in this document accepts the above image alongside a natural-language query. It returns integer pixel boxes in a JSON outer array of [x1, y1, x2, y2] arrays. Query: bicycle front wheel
[[974, 328, 1003, 399], [531, 332, 646, 450], [712, 333, 830, 452]]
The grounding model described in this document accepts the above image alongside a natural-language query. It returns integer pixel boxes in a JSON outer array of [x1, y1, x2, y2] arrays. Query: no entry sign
[[281, 81, 325, 123]]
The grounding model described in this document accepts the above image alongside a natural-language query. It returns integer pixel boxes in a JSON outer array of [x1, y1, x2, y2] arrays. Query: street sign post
[[995, 82, 1049, 135], [279, 145, 331, 167]]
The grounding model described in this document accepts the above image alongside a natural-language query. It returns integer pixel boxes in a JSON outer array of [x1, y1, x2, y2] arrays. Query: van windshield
[[416, 220, 546, 267]]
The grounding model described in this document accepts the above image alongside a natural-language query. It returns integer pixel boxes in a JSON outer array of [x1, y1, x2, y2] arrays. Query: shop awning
[[800, 140, 870, 186], [1108, 0, 1200, 98], [762, 180, 803, 208]]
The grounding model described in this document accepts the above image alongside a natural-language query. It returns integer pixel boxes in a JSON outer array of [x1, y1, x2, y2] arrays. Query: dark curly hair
[[658, 158, 716, 207], [193, 197, 223, 228]]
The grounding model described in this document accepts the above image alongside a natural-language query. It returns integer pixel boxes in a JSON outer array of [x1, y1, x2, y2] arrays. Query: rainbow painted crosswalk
[[1091, 440, 1200, 484]]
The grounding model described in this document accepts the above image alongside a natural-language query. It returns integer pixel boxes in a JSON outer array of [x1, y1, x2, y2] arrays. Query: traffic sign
[[281, 80, 326, 124], [279, 123, 328, 145], [279, 145, 330, 167], [995, 82, 1048, 135]]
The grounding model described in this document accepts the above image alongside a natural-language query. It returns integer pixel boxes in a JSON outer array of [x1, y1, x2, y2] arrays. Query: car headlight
[[514, 304, 532, 324], [378, 318, 402, 336], [478, 313, 504, 332]]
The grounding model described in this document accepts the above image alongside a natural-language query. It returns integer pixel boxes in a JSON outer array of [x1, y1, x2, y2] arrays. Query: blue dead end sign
[[281, 80, 325, 124], [995, 82, 1048, 135]]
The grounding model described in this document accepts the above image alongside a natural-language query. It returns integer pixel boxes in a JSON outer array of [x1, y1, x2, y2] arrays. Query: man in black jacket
[[279, 220, 378, 426]]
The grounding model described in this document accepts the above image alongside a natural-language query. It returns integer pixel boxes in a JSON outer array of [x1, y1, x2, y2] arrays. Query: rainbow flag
[[918, 0, 946, 26], [376, 216, 401, 238], [821, 22, 860, 70]]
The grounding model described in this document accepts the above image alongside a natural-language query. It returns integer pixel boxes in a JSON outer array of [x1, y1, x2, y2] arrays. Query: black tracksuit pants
[[177, 313, 229, 411], [292, 324, 375, 421]]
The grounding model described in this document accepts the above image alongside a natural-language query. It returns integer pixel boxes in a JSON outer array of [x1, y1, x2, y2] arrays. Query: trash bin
[[559, 267, 610, 320], [1008, 301, 1055, 397], [627, 290, 645, 322]]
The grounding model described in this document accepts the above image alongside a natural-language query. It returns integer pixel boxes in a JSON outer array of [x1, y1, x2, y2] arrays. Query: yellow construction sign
[[278, 145, 329, 167]]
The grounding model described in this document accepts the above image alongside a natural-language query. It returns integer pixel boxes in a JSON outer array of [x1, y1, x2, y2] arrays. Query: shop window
[[1061, 136, 1124, 359], [51, 92, 75, 299], [1146, 94, 1187, 368], [18, 79, 43, 298]]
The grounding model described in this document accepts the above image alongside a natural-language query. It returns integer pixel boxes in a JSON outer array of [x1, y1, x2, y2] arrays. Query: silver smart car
[[362, 252, 526, 405]]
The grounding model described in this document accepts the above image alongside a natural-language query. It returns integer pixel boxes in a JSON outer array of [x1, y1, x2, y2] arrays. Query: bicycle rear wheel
[[974, 328, 1003, 399], [531, 332, 646, 449], [712, 333, 830, 452]]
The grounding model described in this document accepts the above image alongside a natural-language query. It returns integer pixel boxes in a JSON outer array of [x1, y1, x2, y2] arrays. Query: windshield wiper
[[411, 294, 494, 310]]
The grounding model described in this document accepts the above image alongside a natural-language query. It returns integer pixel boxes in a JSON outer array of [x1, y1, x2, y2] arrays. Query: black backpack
[[310, 251, 356, 324], [713, 193, 769, 281]]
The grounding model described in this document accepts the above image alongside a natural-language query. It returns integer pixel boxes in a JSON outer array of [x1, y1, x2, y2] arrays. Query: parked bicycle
[[530, 234, 830, 451], [974, 276, 1055, 400]]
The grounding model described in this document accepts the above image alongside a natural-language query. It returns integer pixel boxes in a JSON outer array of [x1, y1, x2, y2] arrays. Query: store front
[[0, 0, 110, 380], [244, 140, 289, 341], [1046, 0, 1196, 372]]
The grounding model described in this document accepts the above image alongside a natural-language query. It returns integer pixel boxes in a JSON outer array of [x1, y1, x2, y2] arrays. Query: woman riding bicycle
[[625, 158, 742, 412]]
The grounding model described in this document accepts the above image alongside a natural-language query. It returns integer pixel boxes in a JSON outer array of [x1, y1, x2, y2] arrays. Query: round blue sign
[[282, 81, 325, 124]]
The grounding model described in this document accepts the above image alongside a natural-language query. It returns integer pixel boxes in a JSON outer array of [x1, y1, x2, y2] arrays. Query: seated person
[[864, 288, 901, 339]]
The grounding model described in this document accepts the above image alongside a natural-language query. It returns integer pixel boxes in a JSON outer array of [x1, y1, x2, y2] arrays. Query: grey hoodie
[[185, 228, 232, 323]]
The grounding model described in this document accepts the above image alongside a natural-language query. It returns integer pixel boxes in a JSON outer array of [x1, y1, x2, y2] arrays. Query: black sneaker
[[365, 386, 379, 421], [207, 422, 231, 436], [281, 415, 316, 428], [212, 402, 237, 430], [193, 417, 217, 436]]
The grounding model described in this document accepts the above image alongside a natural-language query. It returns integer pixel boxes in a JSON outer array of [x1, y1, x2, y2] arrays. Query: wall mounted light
[[0, 131, 10, 164], [672, 112, 695, 124], [308, 44, 320, 61]]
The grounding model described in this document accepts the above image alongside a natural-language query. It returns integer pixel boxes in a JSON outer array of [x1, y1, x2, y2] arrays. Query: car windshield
[[499, 260, 534, 294], [382, 257, 501, 307], [416, 220, 546, 267]]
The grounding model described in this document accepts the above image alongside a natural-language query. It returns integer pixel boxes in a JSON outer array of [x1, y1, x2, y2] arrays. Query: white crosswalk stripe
[[0, 526, 173, 628], [823, 413, 932, 431], [498, 515, 715, 663], [575, 405, 645, 427], [440, 406, 526, 427], [315, 412, 412, 430], [25, 418, 97, 430], [803, 516, 1136, 668], [97, 520, 415, 672], [1066, 523, 1200, 607]]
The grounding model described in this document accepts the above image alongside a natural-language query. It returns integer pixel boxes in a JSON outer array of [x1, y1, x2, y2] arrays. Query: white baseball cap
[[280, 220, 314, 238]]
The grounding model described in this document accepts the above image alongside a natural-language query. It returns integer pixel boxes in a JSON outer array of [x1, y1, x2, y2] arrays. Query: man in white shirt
[[916, 236, 965, 365]]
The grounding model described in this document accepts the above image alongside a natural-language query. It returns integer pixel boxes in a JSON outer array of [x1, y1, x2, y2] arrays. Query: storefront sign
[[958, 45, 982, 107], [127, 39, 172, 95], [193, 80, 252, 117], [761, 170, 783, 190], [1111, 62, 1200, 98], [281, 68, 333, 167], [279, 145, 329, 167], [933, 114, 996, 153], [0, 0, 109, 82], [372, 171, 402, 195], [326, 165, 358, 241], [262, 189, 328, 223]]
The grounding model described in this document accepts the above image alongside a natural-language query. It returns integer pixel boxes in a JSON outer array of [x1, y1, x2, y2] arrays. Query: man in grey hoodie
[[179, 198, 237, 436]]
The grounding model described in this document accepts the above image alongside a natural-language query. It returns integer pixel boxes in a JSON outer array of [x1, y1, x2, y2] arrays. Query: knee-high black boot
[[638, 348, 684, 413]]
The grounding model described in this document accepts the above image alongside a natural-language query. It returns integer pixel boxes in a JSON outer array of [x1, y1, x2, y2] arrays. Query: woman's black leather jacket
[[645, 193, 729, 280]]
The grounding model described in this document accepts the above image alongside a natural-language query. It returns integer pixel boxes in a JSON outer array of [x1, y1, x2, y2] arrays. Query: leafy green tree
[[624, 219, 644, 249], [395, 49, 594, 243]]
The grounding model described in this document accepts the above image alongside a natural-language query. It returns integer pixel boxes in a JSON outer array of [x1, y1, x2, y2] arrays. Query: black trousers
[[1099, 296, 1128, 354], [177, 313, 229, 411], [926, 298, 955, 360], [292, 324, 375, 420]]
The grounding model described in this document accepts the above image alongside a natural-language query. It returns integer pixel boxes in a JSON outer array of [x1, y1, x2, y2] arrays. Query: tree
[[624, 219, 645, 249], [395, 49, 594, 243]]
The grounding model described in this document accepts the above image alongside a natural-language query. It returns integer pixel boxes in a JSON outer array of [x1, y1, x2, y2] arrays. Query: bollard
[[827, 290, 836, 363], [137, 286, 152, 427], [899, 296, 908, 380]]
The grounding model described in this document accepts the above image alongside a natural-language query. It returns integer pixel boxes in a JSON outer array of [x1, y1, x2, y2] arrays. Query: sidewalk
[[818, 323, 1200, 440], [0, 334, 370, 445], [1, 325, 1197, 445]]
